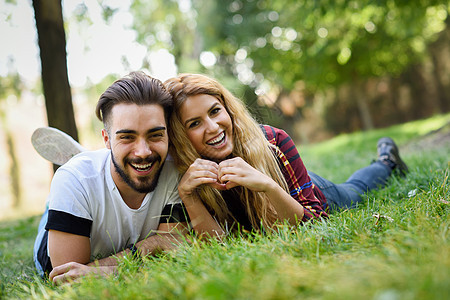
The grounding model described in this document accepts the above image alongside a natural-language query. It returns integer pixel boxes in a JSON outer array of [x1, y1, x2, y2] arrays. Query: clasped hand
[[178, 157, 274, 200]]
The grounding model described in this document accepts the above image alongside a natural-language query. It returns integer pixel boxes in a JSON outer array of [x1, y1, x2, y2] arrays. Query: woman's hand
[[177, 158, 226, 237], [219, 157, 305, 224], [178, 158, 227, 202], [217, 157, 275, 192]]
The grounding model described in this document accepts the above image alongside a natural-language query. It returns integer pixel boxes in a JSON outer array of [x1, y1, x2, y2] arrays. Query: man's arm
[[91, 222, 189, 266], [49, 222, 188, 285], [48, 229, 117, 284], [48, 230, 90, 267]]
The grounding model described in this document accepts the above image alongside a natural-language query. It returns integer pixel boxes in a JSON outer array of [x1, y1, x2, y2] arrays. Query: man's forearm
[[136, 232, 186, 256], [89, 233, 185, 267]]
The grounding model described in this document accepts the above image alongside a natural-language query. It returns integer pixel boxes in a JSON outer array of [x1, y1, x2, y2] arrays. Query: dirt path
[[402, 121, 450, 154]]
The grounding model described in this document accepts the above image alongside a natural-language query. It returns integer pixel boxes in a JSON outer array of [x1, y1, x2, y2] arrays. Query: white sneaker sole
[[31, 127, 86, 165]]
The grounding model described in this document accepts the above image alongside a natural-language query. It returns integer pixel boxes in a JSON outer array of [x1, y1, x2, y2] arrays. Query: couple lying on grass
[[33, 71, 408, 284]]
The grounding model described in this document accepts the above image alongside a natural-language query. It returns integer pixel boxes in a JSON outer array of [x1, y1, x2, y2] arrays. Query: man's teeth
[[131, 162, 153, 171], [207, 132, 225, 145]]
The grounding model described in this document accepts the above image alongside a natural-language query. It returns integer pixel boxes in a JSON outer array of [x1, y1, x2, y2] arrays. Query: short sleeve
[[45, 168, 93, 236]]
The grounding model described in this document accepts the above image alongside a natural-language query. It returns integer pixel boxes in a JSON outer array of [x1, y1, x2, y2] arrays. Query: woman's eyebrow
[[184, 103, 219, 127]]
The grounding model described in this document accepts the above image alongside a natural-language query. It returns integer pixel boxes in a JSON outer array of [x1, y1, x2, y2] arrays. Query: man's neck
[[110, 159, 146, 209]]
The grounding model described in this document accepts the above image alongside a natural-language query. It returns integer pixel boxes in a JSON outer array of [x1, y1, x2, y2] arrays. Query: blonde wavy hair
[[164, 74, 288, 231]]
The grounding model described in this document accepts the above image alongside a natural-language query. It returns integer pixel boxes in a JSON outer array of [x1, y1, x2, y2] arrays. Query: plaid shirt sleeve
[[261, 125, 328, 222]]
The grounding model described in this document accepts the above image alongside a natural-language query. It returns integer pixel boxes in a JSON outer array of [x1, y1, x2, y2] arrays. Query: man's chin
[[132, 178, 157, 193], [131, 165, 163, 193]]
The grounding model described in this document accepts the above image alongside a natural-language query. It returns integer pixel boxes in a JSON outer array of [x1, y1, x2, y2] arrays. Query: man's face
[[102, 103, 169, 194]]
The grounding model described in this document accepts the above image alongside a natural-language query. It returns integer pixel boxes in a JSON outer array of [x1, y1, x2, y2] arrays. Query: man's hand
[[136, 222, 189, 256], [88, 223, 188, 268], [49, 261, 117, 285], [48, 223, 187, 285]]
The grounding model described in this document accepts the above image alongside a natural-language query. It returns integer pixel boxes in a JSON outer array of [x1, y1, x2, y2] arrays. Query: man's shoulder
[[56, 148, 111, 179], [158, 155, 180, 182], [48, 148, 112, 213]]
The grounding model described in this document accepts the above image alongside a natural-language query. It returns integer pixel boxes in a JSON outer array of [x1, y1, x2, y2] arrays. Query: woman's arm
[[218, 157, 304, 225], [264, 125, 328, 221], [178, 158, 226, 237]]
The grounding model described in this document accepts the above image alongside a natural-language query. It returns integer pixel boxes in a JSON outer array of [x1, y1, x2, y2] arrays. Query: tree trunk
[[6, 130, 21, 208], [354, 81, 374, 131], [32, 0, 78, 143], [0, 111, 21, 208], [430, 52, 447, 113], [402, 64, 430, 119]]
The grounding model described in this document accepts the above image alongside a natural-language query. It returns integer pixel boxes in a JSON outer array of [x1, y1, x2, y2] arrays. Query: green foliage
[[1, 115, 449, 299], [205, 0, 449, 91], [0, 71, 23, 100], [130, 0, 449, 92], [130, 0, 202, 72]]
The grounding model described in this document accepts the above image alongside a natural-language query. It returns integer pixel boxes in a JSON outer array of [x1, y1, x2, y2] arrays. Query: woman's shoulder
[[260, 124, 291, 142]]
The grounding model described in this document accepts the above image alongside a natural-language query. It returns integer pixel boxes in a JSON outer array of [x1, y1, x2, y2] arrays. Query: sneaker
[[31, 127, 86, 165], [377, 137, 408, 175]]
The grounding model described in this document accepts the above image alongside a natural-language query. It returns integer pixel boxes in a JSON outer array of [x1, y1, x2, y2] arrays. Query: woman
[[164, 73, 408, 236]]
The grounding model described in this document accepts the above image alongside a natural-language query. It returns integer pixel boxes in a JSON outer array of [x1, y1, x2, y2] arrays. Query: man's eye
[[120, 135, 133, 140], [150, 133, 164, 138]]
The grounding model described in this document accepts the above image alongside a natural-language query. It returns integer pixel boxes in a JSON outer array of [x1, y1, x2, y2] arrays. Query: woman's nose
[[205, 118, 219, 132]]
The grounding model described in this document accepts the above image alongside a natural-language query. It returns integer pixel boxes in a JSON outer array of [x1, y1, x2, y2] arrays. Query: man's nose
[[134, 138, 152, 157]]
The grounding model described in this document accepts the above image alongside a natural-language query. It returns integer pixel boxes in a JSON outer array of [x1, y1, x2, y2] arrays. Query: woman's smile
[[206, 131, 226, 146], [180, 94, 234, 160]]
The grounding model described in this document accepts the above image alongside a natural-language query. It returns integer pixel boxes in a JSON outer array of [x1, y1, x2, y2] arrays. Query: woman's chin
[[201, 150, 233, 162]]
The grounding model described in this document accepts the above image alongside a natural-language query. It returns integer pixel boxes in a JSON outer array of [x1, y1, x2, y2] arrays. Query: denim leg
[[33, 204, 49, 277], [309, 161, 392, 212]]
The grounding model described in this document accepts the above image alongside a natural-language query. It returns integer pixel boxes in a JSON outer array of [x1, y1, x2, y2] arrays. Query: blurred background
[[1, 0, 449, 220]]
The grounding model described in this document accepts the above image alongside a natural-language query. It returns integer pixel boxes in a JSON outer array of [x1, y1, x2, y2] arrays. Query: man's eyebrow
[[147, 126, 166, 134], [115, 129, 136, 135], [115, 127, 166, 135]]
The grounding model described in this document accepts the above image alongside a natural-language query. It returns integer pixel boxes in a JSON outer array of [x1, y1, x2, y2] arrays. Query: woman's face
[[179, 94, 233, 161]]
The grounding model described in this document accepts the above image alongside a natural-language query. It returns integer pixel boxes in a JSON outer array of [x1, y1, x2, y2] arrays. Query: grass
[[1, 114, 449, 299]]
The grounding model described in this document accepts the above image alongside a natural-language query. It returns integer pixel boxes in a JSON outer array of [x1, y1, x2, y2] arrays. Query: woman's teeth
[[207, 132, 225, 146]]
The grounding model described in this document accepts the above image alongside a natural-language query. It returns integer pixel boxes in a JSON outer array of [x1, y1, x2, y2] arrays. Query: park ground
[[0, 113, 449, 299]]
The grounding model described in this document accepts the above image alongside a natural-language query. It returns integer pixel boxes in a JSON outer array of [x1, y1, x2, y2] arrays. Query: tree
[[210, 0, 449, 130], [32, 0, 78, 144], [0, 67, 23, 208], [138, 0, 448, 132]]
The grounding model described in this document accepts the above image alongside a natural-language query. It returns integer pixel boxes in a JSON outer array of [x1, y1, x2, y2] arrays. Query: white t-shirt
[[45, 148, 183, 260]]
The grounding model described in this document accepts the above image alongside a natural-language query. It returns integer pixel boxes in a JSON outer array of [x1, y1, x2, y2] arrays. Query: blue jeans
[[33, 203, 49, 277], [309, 161, 392, 212]]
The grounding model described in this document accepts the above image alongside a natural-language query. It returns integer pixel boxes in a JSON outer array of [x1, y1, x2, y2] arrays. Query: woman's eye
[[211, 108, 221, 115], [188, 121, 200, 129]]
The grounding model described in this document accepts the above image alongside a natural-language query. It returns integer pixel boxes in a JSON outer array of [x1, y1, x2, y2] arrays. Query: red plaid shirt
[[261, 125, 328, 222]]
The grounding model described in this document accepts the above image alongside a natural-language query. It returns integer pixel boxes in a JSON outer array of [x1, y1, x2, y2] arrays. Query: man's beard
[[111, 151, 163, 194]]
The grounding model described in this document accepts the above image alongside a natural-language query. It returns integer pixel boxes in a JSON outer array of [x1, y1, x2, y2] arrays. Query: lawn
[[1, 114, 449, 299]]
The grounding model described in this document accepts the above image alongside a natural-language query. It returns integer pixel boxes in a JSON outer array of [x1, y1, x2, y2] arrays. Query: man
[[33, 71, 188, 284]]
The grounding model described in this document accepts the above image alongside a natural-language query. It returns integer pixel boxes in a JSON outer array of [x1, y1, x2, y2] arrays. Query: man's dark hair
[[95, 71, 173, 131]]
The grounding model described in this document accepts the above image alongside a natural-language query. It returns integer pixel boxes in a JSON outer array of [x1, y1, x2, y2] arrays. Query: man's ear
[[102, 129, 111, 149]]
